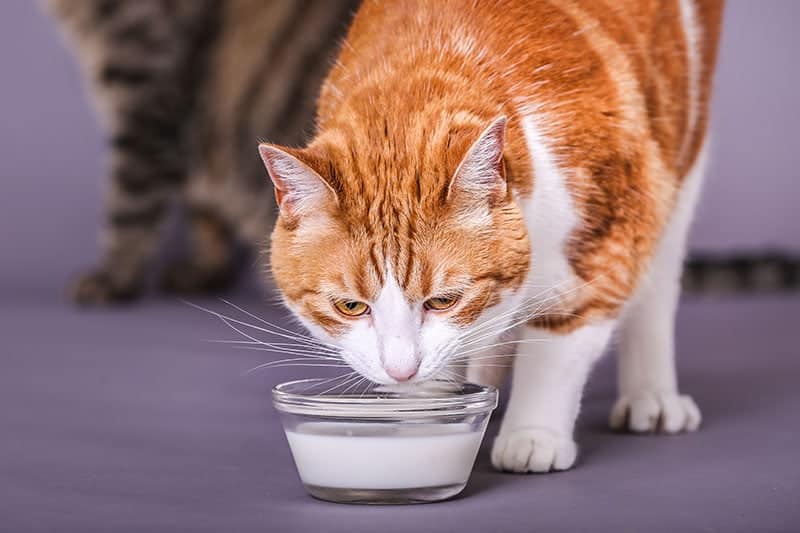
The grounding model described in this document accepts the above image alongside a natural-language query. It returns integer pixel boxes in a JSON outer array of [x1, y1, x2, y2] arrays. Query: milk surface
[[285, 422, 484, 489]]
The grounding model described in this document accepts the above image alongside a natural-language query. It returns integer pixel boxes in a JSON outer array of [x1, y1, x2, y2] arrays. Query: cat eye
[[333, 299, 370, 317], [424, 295, 461, 311]]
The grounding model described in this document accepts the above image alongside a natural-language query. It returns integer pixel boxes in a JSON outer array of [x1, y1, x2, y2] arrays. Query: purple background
[[2, 0, 800, 297], [1, 1, 799, 532]]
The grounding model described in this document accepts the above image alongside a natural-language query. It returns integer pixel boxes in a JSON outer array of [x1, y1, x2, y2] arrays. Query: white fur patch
[[516, 106, 580, 303], [370, 269, 420, 380]]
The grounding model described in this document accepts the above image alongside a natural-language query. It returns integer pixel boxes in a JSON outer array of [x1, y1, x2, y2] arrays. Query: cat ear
[[258, 144, 337, 217], [447, 116, 508, 204]]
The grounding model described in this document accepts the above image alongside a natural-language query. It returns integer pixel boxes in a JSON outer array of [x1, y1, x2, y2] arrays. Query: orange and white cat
[[259, 0, 723, 473]]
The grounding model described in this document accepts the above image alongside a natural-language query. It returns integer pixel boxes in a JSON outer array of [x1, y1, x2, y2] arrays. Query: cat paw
[[70, 270, 141, 306], [609, 391, 701, 433], [491, 427, 577, 473], [159, 261, 235, 295]]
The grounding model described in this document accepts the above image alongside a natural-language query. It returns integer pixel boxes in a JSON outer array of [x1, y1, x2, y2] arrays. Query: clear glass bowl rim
[[272, 378, 498, 418]]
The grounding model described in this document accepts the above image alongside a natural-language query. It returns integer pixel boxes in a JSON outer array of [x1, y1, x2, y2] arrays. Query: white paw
[[491, 427, 577, 473], [609, 391, 702, 433]]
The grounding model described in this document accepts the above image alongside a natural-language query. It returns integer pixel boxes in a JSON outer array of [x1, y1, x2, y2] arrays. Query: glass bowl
[[272, 378, 498, 504]]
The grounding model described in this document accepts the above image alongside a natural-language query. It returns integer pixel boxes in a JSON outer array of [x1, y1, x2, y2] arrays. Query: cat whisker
[[454, 278, 578, 343], [219, 299, 339, 351], [209, 317, 338, 366], [341, 376, 368, 396], [318, 372, 364, 396], [490, 274, 600, 321], [301, 371, 360, 393], [216, 316, 331, 358], [451, 338, 551, 358], [456, 294, 560, 346], [425, 343, 468, 383], [232, 345, 341, 360], [462, 278, 576, 334], [358, 378, 374, 399], [244, 355, 339, 370], [186, 301, 335, 351], [202, 312, 343, 363], [210, 338, 332, 347], [433, 366, 464, 385], [447, 362, 512, 368], [456, 275, 603, 348], [450, 351, 553, 362], [458, 307, 579, 350], [205, 338, 340, 355], [205, 338, 338, 349], [244, 360, 350, 375]]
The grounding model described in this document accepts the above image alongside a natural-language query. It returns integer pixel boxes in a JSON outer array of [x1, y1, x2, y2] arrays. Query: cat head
[[259, 116, 530, 384]]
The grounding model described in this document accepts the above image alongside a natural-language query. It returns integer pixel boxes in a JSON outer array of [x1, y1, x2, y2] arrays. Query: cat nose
[[384, 362, 418, 382]]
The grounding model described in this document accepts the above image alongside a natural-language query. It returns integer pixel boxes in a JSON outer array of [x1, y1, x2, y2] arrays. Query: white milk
[[285, 422, 484, 489]]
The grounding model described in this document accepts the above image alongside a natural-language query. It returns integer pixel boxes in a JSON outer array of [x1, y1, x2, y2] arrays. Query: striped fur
[[684, 251, 800, 294], [45, 0, 359, 303], [264, 0, 724, 334]]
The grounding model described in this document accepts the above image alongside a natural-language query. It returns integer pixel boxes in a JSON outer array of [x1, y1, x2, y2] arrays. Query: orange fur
[[262, 0, 723, 335]]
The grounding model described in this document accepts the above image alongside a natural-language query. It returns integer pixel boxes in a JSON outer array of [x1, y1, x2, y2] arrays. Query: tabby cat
[[46, 0, 360, 303], [257, 0, 723, 473]]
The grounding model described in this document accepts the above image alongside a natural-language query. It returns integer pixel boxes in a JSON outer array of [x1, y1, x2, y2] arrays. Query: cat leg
[[72, 198, 168, 305], [72, 100, 182, 305], [611, 273, 702, 433], [609, 148, 707, 433], [492, 321, 614, 473], [610, 281, 701, 433], [55, 2, 209, 304], [71, 109, 183, 305], [160, 207, 238, 294]]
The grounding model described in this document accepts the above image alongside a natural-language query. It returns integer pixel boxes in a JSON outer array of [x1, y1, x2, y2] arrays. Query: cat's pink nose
[[384, 364, 418, 382]]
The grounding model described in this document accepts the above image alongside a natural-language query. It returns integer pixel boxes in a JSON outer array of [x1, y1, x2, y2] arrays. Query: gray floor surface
[[1, 292, 798, 532]]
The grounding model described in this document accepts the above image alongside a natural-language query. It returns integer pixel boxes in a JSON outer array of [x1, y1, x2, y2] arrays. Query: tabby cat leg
[[160, 207, 237, 295], [71, 184, 170, 305], [610, 150, 706, 433], [71, 84, 186, 305], [53, 2, 205, 304], [71, 113, 183, 305], [492, 321, 614, 473]]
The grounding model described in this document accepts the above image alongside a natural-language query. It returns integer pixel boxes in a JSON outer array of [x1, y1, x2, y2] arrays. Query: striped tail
[[683, 251, 800, 294]]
